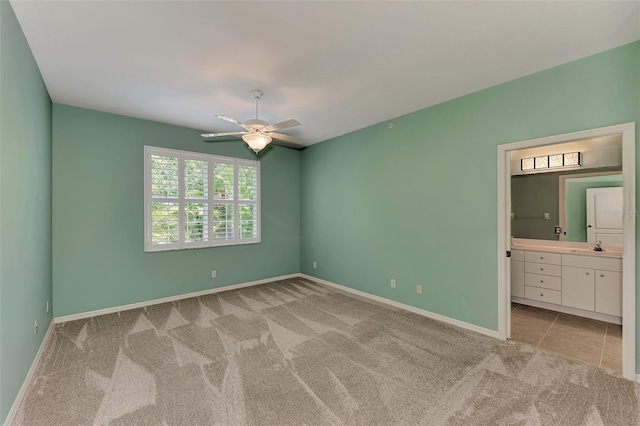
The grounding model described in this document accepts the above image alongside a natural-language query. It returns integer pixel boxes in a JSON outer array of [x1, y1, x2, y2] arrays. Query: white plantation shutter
[[149, 154, 180, 245], [144, 146, 260, 252], [184, 157, 209, 244], [212, 161, 235, 242], [238, 164, 259, 240]]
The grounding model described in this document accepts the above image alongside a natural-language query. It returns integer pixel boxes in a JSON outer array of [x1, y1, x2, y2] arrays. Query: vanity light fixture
[[521, 158, 535, 171], [563, 152, 581, 166], [521, 152, 581, 171], [534, 156, 548, 169], [549, 154, 563, 167]]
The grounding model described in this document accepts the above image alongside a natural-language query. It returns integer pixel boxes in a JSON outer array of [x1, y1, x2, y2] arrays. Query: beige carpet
[[13, 277, 640, 425]]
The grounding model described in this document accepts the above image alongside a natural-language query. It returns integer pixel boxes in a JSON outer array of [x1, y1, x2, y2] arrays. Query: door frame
[[497, 122, 636, 381], [558, 171, 622, 241]]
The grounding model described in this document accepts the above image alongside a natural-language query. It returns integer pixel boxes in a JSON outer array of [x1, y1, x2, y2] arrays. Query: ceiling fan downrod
[[251, 89, 263, 120]]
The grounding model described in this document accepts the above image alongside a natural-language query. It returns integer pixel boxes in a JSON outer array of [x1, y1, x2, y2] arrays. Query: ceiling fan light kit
[[201, 89, 303, 153], [243, 133, 272, 153]]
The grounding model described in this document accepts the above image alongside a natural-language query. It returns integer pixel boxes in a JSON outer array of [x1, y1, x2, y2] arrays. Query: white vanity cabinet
[[511, 249, 622, 323], [510, 250, 525, 298]]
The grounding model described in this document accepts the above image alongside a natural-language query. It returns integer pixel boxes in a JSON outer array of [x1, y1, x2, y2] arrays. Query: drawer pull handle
[[540, 257, 544, 259], [540, 280, 544, 283], [540, 293, 544, 297], [586, 272, 590, 276], [601, 274, 605, 277], [540, 268, 544, 271]]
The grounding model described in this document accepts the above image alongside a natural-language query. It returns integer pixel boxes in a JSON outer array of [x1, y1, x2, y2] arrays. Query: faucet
[[593, 240, 603, 252]]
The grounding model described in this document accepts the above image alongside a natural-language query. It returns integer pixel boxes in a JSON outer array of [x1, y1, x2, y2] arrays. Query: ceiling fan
[[201, 90, 304, 153]]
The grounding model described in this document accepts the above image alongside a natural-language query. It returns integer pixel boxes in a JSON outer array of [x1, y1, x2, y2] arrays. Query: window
[[144, 146, 260, 252]]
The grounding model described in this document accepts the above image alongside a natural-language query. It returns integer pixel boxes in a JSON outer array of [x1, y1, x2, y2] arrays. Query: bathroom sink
[[568, 248, 602, 254], [567, 247, 623, 257]]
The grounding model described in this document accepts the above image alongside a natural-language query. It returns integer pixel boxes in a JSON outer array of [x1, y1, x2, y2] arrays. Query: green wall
[[565, 174, 623, 242], [300, 42, 639, 340], [52, 105, 300, 317], [0, 1, 53, 422]]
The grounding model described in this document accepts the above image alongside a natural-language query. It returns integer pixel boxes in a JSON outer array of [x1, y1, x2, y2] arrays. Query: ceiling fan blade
[[265, 119, 301, 132], [201, 131, 247, 138], [215, 115, 247, 129], [269, 132, 305, 149]]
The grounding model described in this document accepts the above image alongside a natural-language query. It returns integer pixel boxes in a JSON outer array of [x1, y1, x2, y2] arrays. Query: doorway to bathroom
[[497, 122, 636, 380]]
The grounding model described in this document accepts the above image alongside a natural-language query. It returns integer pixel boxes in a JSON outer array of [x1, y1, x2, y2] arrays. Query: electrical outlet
[[416, 285, 422, 295], [390, 279, 396, 288], [46, 300, 49, 313], [34, 320, 38, 335], [313, 262, 317, 269], [211, 270, 217, 278]]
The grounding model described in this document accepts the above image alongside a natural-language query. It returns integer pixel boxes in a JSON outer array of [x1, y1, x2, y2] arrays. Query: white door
[[586, 187, 623, 244]]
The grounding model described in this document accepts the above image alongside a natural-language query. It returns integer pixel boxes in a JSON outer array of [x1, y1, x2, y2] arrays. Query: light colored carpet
[[12, 277, 640, 425]]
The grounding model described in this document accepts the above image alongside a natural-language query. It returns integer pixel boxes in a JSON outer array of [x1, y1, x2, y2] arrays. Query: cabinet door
[[561, 266, 595, 311], [511, 260, 525, 298], [595, 270, 622, 316]]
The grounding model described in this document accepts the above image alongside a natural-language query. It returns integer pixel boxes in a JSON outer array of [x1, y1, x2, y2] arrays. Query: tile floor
[[510, 303, 622, 372]]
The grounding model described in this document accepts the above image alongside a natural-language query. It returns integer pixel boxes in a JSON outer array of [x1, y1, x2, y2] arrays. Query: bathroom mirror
[[510, 135, 622, 242]]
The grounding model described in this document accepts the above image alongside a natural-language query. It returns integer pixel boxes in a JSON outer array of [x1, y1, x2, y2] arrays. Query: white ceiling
[[10, 1, 640, 146]]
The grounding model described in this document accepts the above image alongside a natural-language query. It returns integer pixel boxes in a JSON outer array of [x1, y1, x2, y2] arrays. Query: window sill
[[144, 239, 261, 253]]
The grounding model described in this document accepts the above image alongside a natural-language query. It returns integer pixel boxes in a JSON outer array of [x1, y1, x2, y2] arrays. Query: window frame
[[144, 146, 261, 252]]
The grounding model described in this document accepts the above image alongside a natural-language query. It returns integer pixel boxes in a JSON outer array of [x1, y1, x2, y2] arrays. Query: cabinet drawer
[[525, 262, 562, 277], [525, 273, 562, 291], [511, 250, 525, 261], [525, 286, 561, 305], [525, 251, 561, 265], [562, 254, 622, 272]]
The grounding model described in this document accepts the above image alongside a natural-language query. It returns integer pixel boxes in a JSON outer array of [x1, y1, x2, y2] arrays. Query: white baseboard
[[54, 273, 300, 324], [3, 320, 54, 426], [300, 274, 501, 339], [55, 271, 500, 338]]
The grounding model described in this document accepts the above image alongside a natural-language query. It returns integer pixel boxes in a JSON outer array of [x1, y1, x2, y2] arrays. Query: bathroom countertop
[[511, 243, 622, 259]]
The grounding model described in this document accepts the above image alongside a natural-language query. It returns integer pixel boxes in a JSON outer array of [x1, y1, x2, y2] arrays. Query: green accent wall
[[565, 174, 623, 242], [0, 1, 53, 422], [300, 42, 639, 343], [52, 105, 300, 317]]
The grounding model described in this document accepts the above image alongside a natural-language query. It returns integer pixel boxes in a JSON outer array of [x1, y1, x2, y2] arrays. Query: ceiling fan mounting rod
[[251, 89, 263, 120]]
